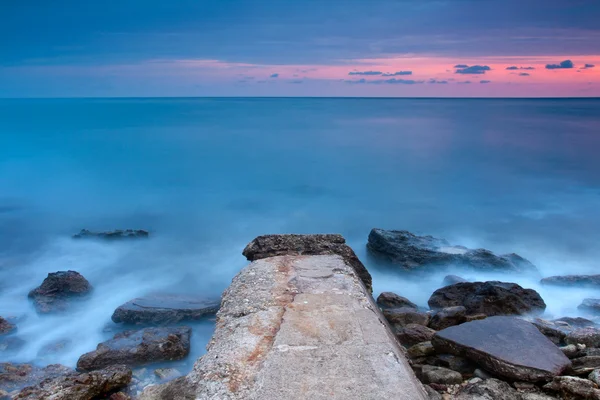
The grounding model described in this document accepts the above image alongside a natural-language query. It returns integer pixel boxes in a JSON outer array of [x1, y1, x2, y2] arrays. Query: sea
[[1, 97, 600, 371]]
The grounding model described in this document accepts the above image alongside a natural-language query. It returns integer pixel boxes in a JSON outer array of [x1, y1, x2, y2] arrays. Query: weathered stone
[[397, 324, 437, 347], [442, 275, 468, 287], [0, 318, 15, 335], [432, 316, 571, 382], [367, 228, 538, 274], [111, 294, 220, 325], [140, 254, 428, 399], [429, 306, 467, 331], [572, 357, 600, 375], [513, 381, 536, 390], [466, 314, 488, 322], [428, 281, 546, 316], [532, 318, 568, 345], [15, 364, 131, 400], [77, 326, 191, 371], [28, 271, 92, 314], [566, 328, 600, 348], [580, 299, 600, 316], [428, 353, 476, 375], [589, 369, 600, 386], [424, 385, 443, 399], [376, 292, 418, 310], [562, 344, 587, 359], [242, 233, 372, 291], [555, 317, 596, 329], [0, 363, 73, 393], [73, 229, 149, 240], [421, 365, 463, 385], [541, 275, 600, 288], [521, 394, 558, 400], [383, 307, 430, 330], [408, 342, 436, 358], [154, 368, 182, 381], [543, 376, 600, 399], [455, 378, 521, 400]]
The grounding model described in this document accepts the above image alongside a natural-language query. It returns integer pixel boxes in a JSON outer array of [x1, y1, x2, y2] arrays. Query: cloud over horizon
[[348, 71, 383, 76], [382, 71, 412, 76], [546, 60, 574, 69], [455, 65, 491, 74]]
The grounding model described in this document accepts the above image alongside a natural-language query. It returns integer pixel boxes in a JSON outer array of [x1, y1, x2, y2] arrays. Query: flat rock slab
[[141, 254, 427, 400], [432, 316, 571, 382], [112, 294, 220, 325]]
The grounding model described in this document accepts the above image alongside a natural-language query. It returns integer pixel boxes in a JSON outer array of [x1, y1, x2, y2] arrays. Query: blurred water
[[1, 97, 600, 370]]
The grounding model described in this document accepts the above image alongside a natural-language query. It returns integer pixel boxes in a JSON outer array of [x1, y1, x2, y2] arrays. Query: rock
[[0, 363, 73, 393], [15, 364, 131, 400], [424, 385, 443, 399], [37, 339, 72, 358], [521, 394, 558, 400], [442, 275, 467, 286], [428, 353, 476, 375], [543, 376, 600, 399], [367, 228, 538, 274], [562, 344, 587, 359], [432, 316, 571, 381], [474, 369, 494, 380], [428, 281, 546, 316], [589, 369, 600, 385], [111, 294, 220, 325], [541, 275, 600, 288], [454, 378, 521, 400], [397, 324, 437, 347], [555, 317, 596, 329], [572, 356, 600, 375], [73, 229, 149, 240], [514, 381, 536, 390], [532, 318, 568, 345], [154, 368, 182, 381], [77, 326, 191, 371], [376, 292, 418, 310], [242, 233, 373, 291], [109, 393, 131, 400], [383, 307, 430, 329], [466, 314, 487, 322], [429, 306, 467, 331], [566, 328, 600, 348], [580, 299, 600, 316], [421, 365, 463, 385], [0, 318, 16, 335], [28, 271, 92, 314], [408, 342, 436, 358], [0, 336, 26, 355]]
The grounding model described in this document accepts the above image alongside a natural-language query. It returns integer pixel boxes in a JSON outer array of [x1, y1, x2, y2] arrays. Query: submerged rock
[[242, 233, 372, 291], [432, 316, 571, 382], [0, 336, 26, 355], [112, 294, 220, 325], [0, 318, 15, 335], [376, 292, 418, 310], [28, 271, 92, 314], [77, 327, 191, 371], [428, 281, 546, 316], [73, 229, 149, 240], [15, 364, 131, 400], [579, 299, 600, 315], [0, 363, 73, 393], [541, 274, 600, 288], [366, 228, 538, 274]]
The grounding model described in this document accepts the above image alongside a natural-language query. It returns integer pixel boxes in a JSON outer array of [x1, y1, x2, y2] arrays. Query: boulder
[[28, 271, 92, 313], [566, 328, 600, 348], [429, 306, 467, 331], [572, 356, 600, 375], [421, 365, 463, 385], [428, 281, 546, 316], [242, 233, 372, 291], [367, 228, 538, 274], [589, 369, 600, 386], [383, 307, 430, 329], [579, 299, 600, 315], [532, 318, 569, 345], [397, 324, 437, 347], [111, 294, 220, 325], [0, 318, 15, 335], [454, 378, 522, 400], [376, 292, 418, 310], [408, 342, 436, 358], [442, 275, 467, 286], [427, 353, 476, 375], [541, 275, 600, 288], [15, 365, 131, 400], [0, 363, 72, 393], [543, 376, 600, 399], [561, 344, 587, 359], [432, 316, 571, 382], [73, 229, 149, 240], [77, 327, 191, 371]]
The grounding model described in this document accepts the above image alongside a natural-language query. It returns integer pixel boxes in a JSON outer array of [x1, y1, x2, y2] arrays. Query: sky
[[1, 0, 600, 97]]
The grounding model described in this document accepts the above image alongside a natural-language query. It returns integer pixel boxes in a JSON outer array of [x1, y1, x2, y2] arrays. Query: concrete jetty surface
[[141, 253, 427, 399]]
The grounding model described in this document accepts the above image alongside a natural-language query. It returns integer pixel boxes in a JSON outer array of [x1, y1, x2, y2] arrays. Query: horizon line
[[1, 96, 600, 100]]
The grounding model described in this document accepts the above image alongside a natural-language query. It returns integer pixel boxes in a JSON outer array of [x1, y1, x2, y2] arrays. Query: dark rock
[[407, 342, 436, 358], [111, 294, 220, 325], [383, 307, 430, 330], [73, 229, 149, 240], [532, 318, 569, 345], [555, 317, 596, 329], [572, 357, 600, 375], [432, 316, 571, 382], [242, 233, 372, 291], [424, 385, 443, 400], [28, 271, 92, 314], [0, 336, 26, 355], [15, 364, 131, 400], [376, 292, 418, 310], [367, 228, 538, 274], [421, 365, 463, 385], [442, 275, 467, 286], [428, 353, 476, 375], [396, 324, 437, 346], [541, 275, 600, 288], [466, 314, 488, 322], [0, 363, 73, 393], [428, 281, 546, 316], [566, 328, 600, 348], [77, 327, 191, 371], [474, 368, 494, 380], [543, 376, 600, 399], [455, 378, 521, 400], [429, 306, 467, 331], [0, 318, 15, 335], [109, 393, 131, 400], [589, 369, 600, 386], [579, 299, 600, 316]]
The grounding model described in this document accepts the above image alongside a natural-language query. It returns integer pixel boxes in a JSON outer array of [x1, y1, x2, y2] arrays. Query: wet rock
[[408, 342, 436, 358], [455, 378, 521, 400], [37, 339, 72, 359], [428, 281, 546, 316], [154, 368, 182, 381], [543, 376, 600, 399], [421, 365, 462, 385], [589, 369, 600, 386], [442, 275, 467, 286], [0, 336, 26, 355], [541, 275, 600, 288], [15, 364, 131, 400], [572, 357, 600, 375], [111, 294, 220, 325], [376, 292, 418, 310], [555, 317, 596, 329], [396, 324, 437, 347], [432, 316, 571, 382], [383, 307, 430, 329], [73, 229, 149, 240], [532, 318, 568, 345], [242, 233, 372, 291], [429, 306, 467, 331], [579, 299, 600, 316], [366, 228, 538, 274], [77, 327, 191, 371], [0, 363, 73, 393], [28, 271, 92, 314], [0, 318, 15, 335], [566, 328, 600, 348]]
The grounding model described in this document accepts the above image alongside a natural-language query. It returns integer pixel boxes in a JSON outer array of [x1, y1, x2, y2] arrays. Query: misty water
[[1, 97, 600, 373]]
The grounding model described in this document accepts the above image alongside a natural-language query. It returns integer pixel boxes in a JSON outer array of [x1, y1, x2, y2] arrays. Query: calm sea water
[[1, 97, 600, 369]]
